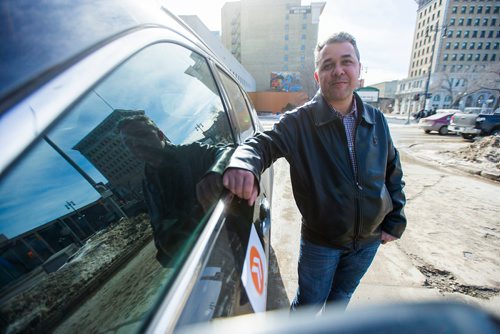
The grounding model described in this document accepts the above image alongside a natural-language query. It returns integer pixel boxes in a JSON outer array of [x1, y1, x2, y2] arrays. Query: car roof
[[0, 0, 212, 113]]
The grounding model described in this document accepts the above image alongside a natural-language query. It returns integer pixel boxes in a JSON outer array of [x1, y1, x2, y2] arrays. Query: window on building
[[451, 65, 456, 72], [491, 54, 496, 61], [464, 30, 470, 37], [461, 6, 466, 13], [475, 54, 481, 61], [494, 42, 499, 50], [480, 30, 486, 37], [477, 5, 483, 13], [458, 17, 464, 25], [449, 18, 456, 25], [445, 42, 451, 49], [485, 6, 491, 14], [474, 18, 480, 26], [485, 42, 491, 49], [482, 18, 488, 26], [462, 42, 467, 49], [454, 42, 459, 49], [452, 6, 457, 13], [302, 23, 307, 29], [469, 5, 475, 13], [300, 44, 305, 51], [452, 54, 457, 61], [447, 29, 454, 37], [466, 18, 472, 26], [284, 34, 288, 41], [472, 30, 478, 37], [491, 18, 497, 26], [460, 54, 465, 61], [284, 44, 288, 51], [483, 54, 489, 61], [284, 55, 288, 62], [467, 54, 473, 61], [443, 54, 449, 61], [469, 42, 475, 49], [478, 42, 483, 49], [495, 6, 499, 14], [456, 30, 462, 37], [301, 34, 306, 40]]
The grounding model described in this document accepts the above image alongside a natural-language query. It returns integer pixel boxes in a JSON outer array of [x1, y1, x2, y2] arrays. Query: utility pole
[[423, 22, 448, 112]]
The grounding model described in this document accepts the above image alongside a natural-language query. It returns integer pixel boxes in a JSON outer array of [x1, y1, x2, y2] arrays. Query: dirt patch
[[442, 136, 500, 170], [417, 264, 500, 299]]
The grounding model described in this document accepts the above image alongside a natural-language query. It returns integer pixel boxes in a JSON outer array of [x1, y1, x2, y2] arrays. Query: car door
[[0, 29, 268, 333]]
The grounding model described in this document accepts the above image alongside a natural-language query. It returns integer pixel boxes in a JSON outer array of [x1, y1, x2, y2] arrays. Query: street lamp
[[422, 22, 448, 111]]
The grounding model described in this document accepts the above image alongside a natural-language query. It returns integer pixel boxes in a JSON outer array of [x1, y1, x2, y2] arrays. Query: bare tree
[[431, 63, 500, 107]]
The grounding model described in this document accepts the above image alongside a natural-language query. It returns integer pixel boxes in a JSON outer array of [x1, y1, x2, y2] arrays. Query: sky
[[163, 0, 418, 86]]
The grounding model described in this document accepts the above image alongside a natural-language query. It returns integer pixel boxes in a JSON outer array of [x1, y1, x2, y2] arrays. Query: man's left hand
[[381, 231, 398, 245]]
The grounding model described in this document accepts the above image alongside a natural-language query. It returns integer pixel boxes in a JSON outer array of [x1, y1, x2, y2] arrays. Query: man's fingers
[[223, 168, 257, 203]]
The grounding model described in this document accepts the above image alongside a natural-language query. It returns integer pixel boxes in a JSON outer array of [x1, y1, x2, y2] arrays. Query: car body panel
[[448, 107, 493, 135], [0, 1, 272, 333], [418, 112, 454, 134]]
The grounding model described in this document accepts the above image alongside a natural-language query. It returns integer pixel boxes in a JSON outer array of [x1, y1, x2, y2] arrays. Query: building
[[221, 0, 326, 100], [395, 0, 499, 115]]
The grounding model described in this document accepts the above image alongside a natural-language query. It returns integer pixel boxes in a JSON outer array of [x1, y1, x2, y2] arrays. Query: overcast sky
[[163, 0, 418, 86]]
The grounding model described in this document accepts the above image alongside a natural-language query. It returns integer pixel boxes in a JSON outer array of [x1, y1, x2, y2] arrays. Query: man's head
[[117, 115, 166, 167], [314, 32, 361, 111]]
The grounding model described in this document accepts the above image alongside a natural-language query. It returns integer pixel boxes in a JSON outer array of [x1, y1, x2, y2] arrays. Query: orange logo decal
[[250, 246, 264, 295]]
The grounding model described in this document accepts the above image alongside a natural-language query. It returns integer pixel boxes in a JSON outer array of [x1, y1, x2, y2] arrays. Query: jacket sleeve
[[226, 113, 298, 180], [382, 119, 407, 238]]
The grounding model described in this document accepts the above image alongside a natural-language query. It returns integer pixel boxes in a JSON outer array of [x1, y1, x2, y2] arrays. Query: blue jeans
[[291, 238, 380, 312]]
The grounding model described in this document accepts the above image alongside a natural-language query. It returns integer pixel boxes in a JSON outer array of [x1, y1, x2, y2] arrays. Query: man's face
[[120, 122, 165, 166], [314, 42, 361, 106]]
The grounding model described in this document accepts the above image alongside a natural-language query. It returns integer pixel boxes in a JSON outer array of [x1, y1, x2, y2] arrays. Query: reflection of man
[[117, 115, 232, 266]]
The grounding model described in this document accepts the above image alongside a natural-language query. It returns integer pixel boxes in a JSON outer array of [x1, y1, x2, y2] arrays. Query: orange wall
[[248, 91, 309, 114]]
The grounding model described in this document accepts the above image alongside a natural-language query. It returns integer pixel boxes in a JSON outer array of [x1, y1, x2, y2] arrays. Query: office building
[[395, 0, 499, 115], [222, 0, 325, 98]]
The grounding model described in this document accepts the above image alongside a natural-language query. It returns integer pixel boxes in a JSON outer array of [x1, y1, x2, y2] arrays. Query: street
[[262, 115, 500, 315]]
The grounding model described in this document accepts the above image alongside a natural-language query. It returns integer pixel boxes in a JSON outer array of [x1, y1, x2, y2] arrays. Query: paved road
[[260, 115, 500, 315]]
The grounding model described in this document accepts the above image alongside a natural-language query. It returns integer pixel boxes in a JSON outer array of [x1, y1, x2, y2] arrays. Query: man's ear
[[314, 71, 319, 83]]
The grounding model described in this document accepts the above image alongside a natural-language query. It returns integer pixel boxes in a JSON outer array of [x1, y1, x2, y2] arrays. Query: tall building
[[222, 0, 326, 98], [395, 0, 499, 115]]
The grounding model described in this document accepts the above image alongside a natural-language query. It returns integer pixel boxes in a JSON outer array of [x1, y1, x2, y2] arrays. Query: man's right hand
[[222, 168, 259, 206]]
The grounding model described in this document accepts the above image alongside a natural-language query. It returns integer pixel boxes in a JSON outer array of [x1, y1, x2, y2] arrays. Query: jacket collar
[[311, 91, 375, 127]]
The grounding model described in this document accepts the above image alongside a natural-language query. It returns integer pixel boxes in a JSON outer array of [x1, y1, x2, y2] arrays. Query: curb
[[400, 148, 500, 183]]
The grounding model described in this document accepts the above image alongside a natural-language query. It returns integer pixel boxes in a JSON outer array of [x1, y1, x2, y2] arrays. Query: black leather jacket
[[227, 92, 406, 250]]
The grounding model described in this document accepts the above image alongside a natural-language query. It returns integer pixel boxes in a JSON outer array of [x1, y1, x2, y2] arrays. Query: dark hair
[[116, 114, 158, 134], [315, 32, 360, 67]]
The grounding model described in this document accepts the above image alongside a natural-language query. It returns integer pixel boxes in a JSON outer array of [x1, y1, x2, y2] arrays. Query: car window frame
[[212, 65, 256, 143], [0, 27, 240, 334]]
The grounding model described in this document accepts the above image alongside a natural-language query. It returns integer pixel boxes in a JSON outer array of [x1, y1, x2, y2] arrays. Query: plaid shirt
[[329, 98, 358, 175]]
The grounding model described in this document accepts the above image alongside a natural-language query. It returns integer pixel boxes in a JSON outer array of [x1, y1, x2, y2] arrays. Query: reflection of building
[[395, 0, 499, 115], [73, 109, 145, 200], [0, 199, 114, 290], [222, 0, 325, 98]]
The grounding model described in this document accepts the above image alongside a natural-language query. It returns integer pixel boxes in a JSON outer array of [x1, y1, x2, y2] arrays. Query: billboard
[[356, 87, 379, 102]]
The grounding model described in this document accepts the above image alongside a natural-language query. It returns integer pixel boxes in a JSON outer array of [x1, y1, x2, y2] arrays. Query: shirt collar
[[328, 96, 357, 120]]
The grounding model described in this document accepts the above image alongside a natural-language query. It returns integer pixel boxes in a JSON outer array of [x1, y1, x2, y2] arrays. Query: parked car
[[0, 1, 273, 333], [448, 107, 494, 139], [475, 108, 500, 137], [418, 111, 455, 135]]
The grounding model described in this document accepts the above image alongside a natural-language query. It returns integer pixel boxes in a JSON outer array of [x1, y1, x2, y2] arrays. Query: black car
[[0, 1, 273, 333]]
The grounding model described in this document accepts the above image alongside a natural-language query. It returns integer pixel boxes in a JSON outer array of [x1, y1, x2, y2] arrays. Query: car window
[[0, 42, 234, 333], [217, 69, 255, 141]]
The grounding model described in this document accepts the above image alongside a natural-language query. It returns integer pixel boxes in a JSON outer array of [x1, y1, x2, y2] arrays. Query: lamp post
[[422, 22, 448, 112]]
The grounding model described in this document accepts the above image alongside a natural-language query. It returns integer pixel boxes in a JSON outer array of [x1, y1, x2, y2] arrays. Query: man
[[118, 115, 232, 266], [223, 32, 406, 312]]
